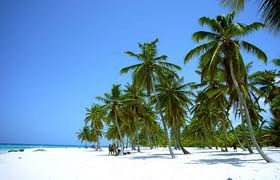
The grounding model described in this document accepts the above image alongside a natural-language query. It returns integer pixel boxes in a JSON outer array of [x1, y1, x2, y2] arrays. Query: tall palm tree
[[184, 12, 274, 162], [121, 39, 181, 158], [154, 76, 193, 154], [97, 84, 133, 155], [84, 104, 105, 150], [220, 0, 280, 32]]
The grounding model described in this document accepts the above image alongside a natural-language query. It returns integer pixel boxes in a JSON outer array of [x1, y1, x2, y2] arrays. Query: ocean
[[0, 143, 85, 154]]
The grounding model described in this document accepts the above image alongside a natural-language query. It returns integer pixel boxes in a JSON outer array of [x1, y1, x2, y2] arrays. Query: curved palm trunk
[[241, 111, 254, 154], [229, 61, 274, 163], [227, 116, 246, 151], [178, 130, 191, 154], [152, 83, 175, 158], [222, 101, 246, 151], [114, 113, 124, 156]]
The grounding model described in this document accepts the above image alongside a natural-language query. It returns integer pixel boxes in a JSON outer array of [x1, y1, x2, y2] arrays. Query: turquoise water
[[0, 143, 85, 154]]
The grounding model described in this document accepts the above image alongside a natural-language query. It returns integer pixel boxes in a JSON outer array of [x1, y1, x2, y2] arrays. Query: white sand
[[0, 147, 279, 180]]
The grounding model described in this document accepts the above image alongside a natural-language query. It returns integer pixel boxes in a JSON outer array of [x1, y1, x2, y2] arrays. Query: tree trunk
[[152, 81, 175, 159], [222, 101, 246, 151], [173, 124, 180, 150], [126, 136, 129, 149], [96, 137, 99, 151], [227, 115, 246, 151], [137, 130, 141, 152], [223, 124, 228, 152], [241, 113, 254, 154], [178, 130, 190, 154], [146, 127, 153, 149], [229, 60, 274, 163], [114, 113, 124, 156]]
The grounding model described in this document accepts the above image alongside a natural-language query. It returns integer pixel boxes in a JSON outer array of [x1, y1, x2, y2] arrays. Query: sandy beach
[[0, 147, 279, 180]]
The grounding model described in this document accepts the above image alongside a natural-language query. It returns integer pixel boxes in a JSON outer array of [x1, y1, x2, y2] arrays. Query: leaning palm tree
[[121, 39, 181, 158], [97, 84, 134, 155], [84, 104, 105, 150], [220, 0, 280, 32], [184, 12, 274, 162]]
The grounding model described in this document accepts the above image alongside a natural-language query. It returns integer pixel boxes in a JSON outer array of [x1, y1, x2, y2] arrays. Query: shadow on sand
[[210, 152, 250, 156], [127, 153, 186, 160], [185, 157, 265, 167]]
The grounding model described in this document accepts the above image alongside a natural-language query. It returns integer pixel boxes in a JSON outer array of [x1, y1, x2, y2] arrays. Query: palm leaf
[[120, 63, 142, 74], [199, 17, 223, 33], [192, 31, 219, 42], [220, 0, 245, 11], [184, 41, 216, 63], [240, 40, 268, 62], [260, 0, 280, 32], [158, 61, 182, 71]]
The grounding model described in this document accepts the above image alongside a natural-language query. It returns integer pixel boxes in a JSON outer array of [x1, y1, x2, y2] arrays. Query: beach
[[0, 147, 279, 180]]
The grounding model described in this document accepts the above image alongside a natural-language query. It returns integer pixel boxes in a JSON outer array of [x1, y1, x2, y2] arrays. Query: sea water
[[0, 143, 85, 154]]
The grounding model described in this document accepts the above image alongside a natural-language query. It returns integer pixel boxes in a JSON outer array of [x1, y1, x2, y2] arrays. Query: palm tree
[[250, 70, 280, 103], [154, 76, 193, 154], [121, 39, 181, 158], [123, 84, 146, 152], [77, 126, 91, 146], [97, 84, 134, 155], [184, 12, 274, 162], [84, 104, 105, 151], [220, 0, 280, 32]]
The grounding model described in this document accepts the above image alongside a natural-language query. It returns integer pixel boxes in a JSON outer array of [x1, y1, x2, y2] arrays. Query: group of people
[[108, 144, 118, 155]]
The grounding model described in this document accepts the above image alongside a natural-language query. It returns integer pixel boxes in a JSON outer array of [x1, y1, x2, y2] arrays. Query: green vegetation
[[221, 0, 280, 32], [77, 9, 279, 163]]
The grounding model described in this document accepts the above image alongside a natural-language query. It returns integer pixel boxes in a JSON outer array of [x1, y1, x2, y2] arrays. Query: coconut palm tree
[[121, 39, 181, 158], [77, 126, 91, 146], [84, 104, 105, 150], [97, 84, 134, 155], [220, 0, 280, 32], [184, 12, 274, 162], [250, 70, 280, 103], [123, 84, 146, 152], [154, 76, 193, 154]]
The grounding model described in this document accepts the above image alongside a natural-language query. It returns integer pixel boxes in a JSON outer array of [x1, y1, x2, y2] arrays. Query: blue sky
[[0, 0, 279, 145]]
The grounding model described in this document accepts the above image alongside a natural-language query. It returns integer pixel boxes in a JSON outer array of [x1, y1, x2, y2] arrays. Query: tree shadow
[[210, 153, 250, 156], [185, 157, 265, 167], [128, 155, 171, 160], [266, 149, 280, 152]]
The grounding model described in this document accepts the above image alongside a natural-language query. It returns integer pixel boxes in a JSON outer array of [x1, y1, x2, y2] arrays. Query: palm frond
[[240, 40, 268, 63], [260, 0, 280, 32], [158, 61, 182, 71], [120, 63, 142, 74], [124, 51, 140, 59], [154, 55, 168, 61], [184, 41, 216, 64], [192, 31, 219, 42], [199, 17, 223, 33], [220, 0, 245, 11]]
